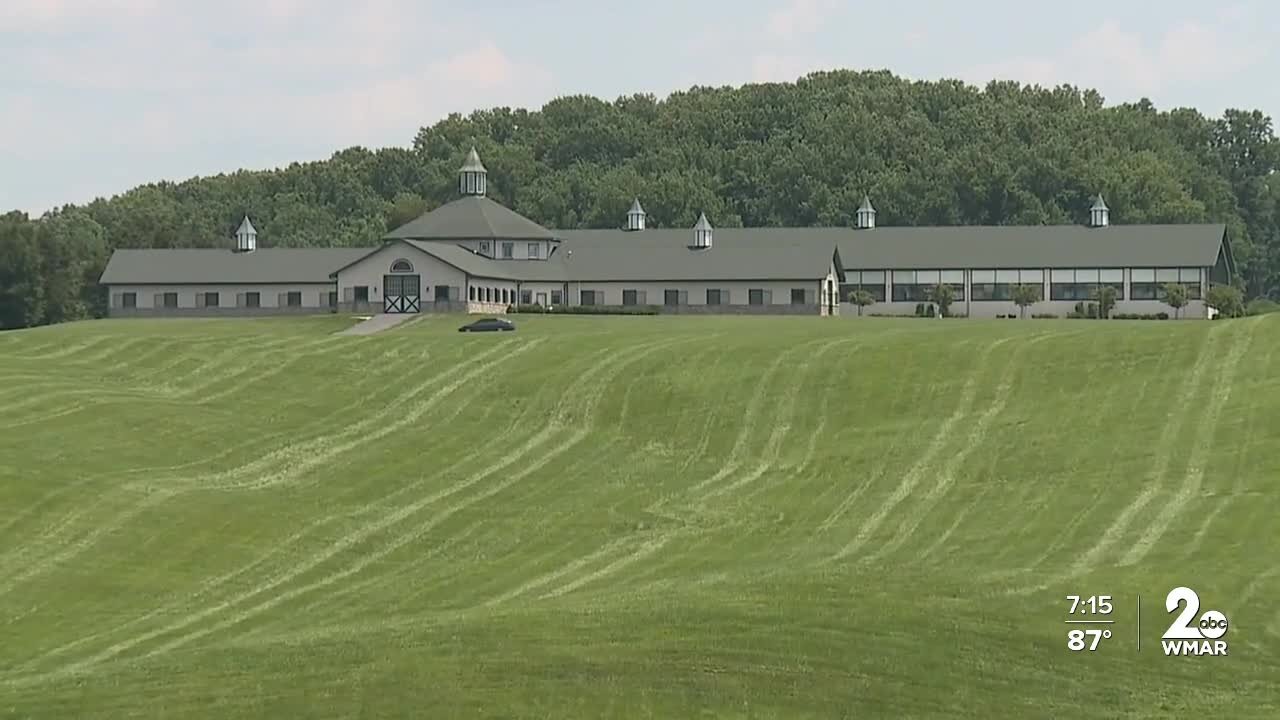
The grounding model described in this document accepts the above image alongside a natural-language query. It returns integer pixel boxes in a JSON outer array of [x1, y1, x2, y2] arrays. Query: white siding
[[335, 244, 467, 304], [107, 284, 331, 309]]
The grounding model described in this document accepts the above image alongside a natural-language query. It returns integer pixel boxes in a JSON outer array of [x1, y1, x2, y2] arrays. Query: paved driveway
[[337, 313, 418, 336]]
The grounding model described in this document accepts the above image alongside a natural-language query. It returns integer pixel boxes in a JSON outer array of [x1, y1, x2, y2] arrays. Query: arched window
[[390, 259, 413, 273]]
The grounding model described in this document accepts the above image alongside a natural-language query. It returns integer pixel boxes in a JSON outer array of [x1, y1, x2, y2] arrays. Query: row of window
[[469, 286, 507, 303], [119, 291, 307, 309], [576, 288, 814, 307], [478, 241, 542, 259], [841, 267, 1205, 303]]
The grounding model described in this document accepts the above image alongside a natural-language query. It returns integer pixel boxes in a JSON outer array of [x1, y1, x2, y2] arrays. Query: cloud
[[0, 0, 159, 31], [960, 19, 1266, 98], [750, 54, 831, 83], [765, 0, 837, 41]]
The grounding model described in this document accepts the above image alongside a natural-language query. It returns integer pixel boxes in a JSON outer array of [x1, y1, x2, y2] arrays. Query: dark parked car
[[458, 317, 515, 332]]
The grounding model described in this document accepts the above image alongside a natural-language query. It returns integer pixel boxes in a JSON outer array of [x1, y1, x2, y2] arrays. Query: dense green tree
[[2, 68, 1279, 330]]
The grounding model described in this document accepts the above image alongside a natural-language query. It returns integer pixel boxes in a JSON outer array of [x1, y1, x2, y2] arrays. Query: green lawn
[[1, 313, 1277, 718]]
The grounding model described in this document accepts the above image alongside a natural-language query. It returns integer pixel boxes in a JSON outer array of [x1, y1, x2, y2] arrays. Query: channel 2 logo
[[1161, 586, 1228, 657]]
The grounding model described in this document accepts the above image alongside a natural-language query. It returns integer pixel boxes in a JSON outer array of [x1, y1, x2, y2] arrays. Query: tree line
[[2, 69, 1278, 329]]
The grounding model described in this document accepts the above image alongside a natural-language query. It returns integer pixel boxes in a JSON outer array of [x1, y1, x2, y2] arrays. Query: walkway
[[336, 313, 418, 336]]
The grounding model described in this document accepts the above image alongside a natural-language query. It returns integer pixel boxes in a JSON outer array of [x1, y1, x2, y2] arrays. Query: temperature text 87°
[[1068, 629, 1112, 651]]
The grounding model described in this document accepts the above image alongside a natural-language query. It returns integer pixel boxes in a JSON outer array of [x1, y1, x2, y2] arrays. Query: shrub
[[1031, 313, 1059, 319], [547, 304, 660, 315], [1206, 285, 1245, 318]]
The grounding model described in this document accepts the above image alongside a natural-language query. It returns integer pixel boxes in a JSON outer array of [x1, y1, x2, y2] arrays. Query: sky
[[2, 0, 1276, 215]]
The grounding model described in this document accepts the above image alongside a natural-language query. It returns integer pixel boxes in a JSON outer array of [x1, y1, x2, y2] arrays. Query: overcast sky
[[2, 0, 1275, 215]]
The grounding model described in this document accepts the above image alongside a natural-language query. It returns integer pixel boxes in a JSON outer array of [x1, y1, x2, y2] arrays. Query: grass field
[[1, 313, 1278, 718]]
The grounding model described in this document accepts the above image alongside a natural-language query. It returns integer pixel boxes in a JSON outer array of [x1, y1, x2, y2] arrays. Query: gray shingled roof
[[836, 224, 1226, 270], [237, 216, 257, 235], [98, 197, 1229, 286], [404, 240, 522, 280], [98, 248, 375, 284], [384, 196, 555, 241], [628, 198, 645, 215], [1091, 195, 1109, 211], [548, 229, 836, 281]]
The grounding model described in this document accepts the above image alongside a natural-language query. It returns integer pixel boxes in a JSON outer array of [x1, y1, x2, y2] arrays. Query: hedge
[[509, 304, 661, 316]]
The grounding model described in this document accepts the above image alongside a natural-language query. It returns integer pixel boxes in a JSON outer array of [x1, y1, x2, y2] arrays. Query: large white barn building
[[99, 149, 1235, 319]]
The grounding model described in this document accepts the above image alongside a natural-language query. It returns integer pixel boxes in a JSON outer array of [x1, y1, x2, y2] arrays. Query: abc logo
[[1197, 610, 1228, 639]]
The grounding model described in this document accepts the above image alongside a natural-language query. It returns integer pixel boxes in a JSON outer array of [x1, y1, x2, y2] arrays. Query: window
[[502, 242, 514, 259], [163, 292, 178, 308], [1049, 268, 1124, 301], [328, 291, 337, 308], [520, 289, 532, 304], [1131, 268, 1201, 300], [791, 288, 807, 305], [204, 292, 220, 307], [581, 290, 598, 306], [528, 243, 540, 259], [664, 289, 680, 306], [971, 269, 1044, 301], [469, 286, 476, 301], [839, 270, 887, 303], [891, 269, 965, 302], [245, 291, 261, 308], [623, 290, 638, 306], [706, 289, 723, 305], [748, 289, 767, 305], [122, 292, 137, 308], [286, 291, 302, 307], [353, 287, 368, 303], [390, 259, 413, 273], [436, 286, 451, 302], [479, 241, 490, 256], [550, 290, 563, 305]]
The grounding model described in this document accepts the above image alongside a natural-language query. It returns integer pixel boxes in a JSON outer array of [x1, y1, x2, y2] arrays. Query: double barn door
[[383, 274, 421, 313]]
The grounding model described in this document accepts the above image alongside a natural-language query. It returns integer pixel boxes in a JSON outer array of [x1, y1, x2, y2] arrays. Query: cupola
[[235, 215, 257, 252], [459, 146, 487, 197], [855, 195, 876, 230], [626, 198, 646, 231], [692, 212, 713, 249], [1089, 194, 1110, 228]]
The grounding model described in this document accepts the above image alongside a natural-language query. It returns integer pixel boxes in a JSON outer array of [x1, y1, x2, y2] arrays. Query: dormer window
[[528, 242, 540, 259], [479, 241, 491, 256]]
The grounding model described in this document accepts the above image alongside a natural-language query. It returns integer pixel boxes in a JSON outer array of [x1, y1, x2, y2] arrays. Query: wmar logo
[[1161, 586, 1229, 657]]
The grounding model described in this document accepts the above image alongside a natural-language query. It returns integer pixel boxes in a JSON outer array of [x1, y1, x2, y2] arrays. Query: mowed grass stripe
[[0, 315, 1277, 718]]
